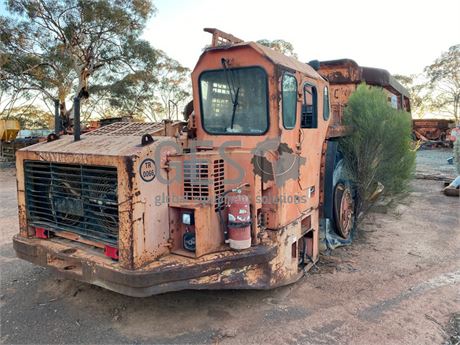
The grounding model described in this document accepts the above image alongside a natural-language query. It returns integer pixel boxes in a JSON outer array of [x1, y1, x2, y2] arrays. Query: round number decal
[[139, 159, 156, 182]]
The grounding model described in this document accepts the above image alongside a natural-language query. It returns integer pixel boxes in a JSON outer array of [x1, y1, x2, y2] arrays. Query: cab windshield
[[199, 67, 268, 135]]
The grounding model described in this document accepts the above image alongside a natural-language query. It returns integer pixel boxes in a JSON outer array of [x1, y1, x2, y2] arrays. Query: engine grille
[[24, 161, 119, 246], [183, 159, 225, 211], [213, 159, 225, 211], [183, 160, 209, 201]]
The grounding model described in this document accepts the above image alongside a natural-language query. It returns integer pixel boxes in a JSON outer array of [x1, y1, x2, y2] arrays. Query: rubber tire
[[331, 158, 357, 240]]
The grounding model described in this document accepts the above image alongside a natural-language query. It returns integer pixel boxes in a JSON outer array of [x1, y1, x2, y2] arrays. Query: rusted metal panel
[[326, 125, 353, 138], [318, 59, 361, 84], [192, 43, 329, 234], [361, 67, 409, 99], [16, 124, 179, 270], [328, 84, 357, 126], [413, 119, 455, 141], [318, 59, 411, 128], [13, 235, 278, 297], [318, 59, 409, 99], [15, 30, 406, 296], [16, 145, 134, 268], [204, 28, 243, 47]]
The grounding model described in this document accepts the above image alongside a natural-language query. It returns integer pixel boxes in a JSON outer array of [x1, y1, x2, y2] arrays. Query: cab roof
[[200, 41, 324, 81]]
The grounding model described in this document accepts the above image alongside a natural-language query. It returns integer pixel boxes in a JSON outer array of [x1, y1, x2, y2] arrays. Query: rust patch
[[124, 155, 135, 191]]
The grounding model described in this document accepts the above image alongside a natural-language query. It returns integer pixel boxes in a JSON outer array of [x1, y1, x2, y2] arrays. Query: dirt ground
[[0, 151, 459, 345], [415, 148, 457, 180]]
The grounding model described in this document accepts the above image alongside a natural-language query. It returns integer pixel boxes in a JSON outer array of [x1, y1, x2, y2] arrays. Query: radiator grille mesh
[[85, 122, 163, 136], [183, 160, 209, 201], [24, 161, 119, 246], [183, 159, 225, 211], [213, 159, 225, 211]]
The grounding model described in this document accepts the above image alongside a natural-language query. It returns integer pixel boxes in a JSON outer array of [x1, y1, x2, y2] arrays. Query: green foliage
[[1, 106, 53, 129], [339, 84, 415, 211], [257, 39, 297, 58], [424, 44, 460, 123], [0, 0, 190, 124], [394, 74, 430, 118], [393, 45, 459, 121], [85, 50, 190, 121]]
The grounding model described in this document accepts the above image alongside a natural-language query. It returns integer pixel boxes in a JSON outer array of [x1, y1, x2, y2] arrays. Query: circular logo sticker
[[139, 159, 156, 182]]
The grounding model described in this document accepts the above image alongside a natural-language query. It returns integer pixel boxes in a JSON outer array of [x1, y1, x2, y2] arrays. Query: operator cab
[[191, 30, 330, 150], [187, 29, 333, 242]]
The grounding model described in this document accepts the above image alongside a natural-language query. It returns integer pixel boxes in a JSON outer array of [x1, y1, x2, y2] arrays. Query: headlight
[[182, 211, 194, 225]]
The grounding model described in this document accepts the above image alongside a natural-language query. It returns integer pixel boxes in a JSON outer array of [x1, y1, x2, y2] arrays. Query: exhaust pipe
[[73, 97, 81, 141]]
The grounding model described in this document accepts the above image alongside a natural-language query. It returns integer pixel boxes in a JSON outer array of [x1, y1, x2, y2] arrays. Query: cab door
[[299, 80, 331, 209], [298, 82, 319, 192]]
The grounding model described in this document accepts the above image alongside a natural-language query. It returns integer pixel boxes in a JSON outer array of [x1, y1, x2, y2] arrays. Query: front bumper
[[13, 235, 278, 297]]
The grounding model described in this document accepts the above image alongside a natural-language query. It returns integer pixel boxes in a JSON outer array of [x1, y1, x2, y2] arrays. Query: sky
[[1, 0, 458, 75], [143, 0, 460, 76]]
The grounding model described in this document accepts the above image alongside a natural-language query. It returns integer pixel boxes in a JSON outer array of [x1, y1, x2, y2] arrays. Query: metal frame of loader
[[13, 29, 410, 296]]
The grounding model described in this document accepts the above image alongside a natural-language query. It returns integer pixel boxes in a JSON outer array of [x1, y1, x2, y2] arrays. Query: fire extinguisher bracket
[[228, 221, 252, 228]]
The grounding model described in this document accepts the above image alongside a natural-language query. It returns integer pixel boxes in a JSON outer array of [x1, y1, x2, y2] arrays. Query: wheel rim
[[333, 183, 355, 239]]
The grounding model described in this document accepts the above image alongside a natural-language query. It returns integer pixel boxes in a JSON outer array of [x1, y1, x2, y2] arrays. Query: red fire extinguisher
[[227, 193, 251, 250]]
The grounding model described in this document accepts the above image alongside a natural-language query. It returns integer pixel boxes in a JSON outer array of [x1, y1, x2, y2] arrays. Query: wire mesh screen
[[24, 161, 119, 246], [183, 159, 225, 211], [183, 160, 210, 202]]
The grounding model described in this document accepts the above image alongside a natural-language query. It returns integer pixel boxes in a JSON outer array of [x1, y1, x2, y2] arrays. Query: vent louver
[[183, 159, 225, 211]]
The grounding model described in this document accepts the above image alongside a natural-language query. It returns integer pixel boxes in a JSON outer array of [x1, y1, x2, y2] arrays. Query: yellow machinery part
[[0, 120, 20, 142]]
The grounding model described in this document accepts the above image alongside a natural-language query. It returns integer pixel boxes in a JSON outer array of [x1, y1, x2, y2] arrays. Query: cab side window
[[301, 83, 317, 128], [323, 86, 330, 121], [282, 74, 297, 129]]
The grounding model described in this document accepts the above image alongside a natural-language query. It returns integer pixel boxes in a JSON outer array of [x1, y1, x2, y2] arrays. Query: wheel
[[331, 158, 356, 240], [333, 181, 355, 239]]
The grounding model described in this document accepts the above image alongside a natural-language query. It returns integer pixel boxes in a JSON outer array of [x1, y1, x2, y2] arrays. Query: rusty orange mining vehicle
[[317, 59, 411, 130], [13, 29, 409, 296], [412, 118, 455, 144]]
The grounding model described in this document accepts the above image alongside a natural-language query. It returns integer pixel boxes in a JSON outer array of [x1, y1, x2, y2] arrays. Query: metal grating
[[24, 161, 119, 246], [213, 159, 225, 211], [183, 159, 225, 211], [85, 122, 164, 137], [183, 160, 210, 202]]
